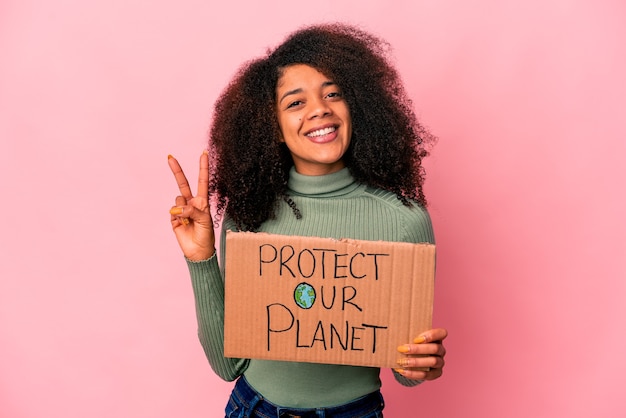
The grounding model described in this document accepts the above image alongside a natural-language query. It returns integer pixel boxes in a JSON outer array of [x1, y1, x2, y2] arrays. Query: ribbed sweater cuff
[[393, 369, 425, 387], [186, 253, 223, 303]]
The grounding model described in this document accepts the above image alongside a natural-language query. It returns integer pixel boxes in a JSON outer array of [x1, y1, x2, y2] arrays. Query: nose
[[308, 97, 332, 119]]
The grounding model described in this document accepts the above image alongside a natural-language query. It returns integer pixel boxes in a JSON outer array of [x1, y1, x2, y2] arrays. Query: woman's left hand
[[395, 328, 448, 381]]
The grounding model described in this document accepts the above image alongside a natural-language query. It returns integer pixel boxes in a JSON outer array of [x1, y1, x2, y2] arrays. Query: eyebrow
[[278, 81, 337, 104]]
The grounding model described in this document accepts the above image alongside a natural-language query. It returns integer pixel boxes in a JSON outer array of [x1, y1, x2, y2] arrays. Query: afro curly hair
[[208, 23, 435, 231]]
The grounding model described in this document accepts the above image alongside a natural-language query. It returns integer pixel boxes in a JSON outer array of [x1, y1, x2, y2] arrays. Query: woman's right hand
[[167, 152, 216, 261]]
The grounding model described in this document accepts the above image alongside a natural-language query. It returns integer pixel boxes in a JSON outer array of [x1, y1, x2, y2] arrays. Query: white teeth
[[307, 127, 336, 137]]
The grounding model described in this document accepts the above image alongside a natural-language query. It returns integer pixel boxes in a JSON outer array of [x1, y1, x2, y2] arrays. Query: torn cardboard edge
[[224, 231, 435, 368]]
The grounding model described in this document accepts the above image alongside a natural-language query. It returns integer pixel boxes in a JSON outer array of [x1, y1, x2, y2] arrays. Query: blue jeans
[[225, 376, 384, 418]]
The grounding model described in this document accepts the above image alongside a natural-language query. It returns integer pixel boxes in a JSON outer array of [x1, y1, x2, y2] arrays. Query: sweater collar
[[287, 167, 361, 197]]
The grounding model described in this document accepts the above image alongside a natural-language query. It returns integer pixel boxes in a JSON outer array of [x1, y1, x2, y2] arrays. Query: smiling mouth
[[306, 126, 337, 137]]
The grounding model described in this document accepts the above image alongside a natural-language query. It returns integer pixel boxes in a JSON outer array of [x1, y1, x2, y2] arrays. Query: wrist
[[185, 248, 216, 262]]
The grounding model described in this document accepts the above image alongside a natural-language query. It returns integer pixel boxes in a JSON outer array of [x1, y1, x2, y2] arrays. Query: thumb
[[170, 206, 191, 225], [170, 204, 212, 226]]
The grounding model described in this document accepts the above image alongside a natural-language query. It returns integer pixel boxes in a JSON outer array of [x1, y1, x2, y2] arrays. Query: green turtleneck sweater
[[186, 167, 435, 408]]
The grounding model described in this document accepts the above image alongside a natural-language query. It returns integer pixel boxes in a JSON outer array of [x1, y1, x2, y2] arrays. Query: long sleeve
[[186, 254, 249, 381]]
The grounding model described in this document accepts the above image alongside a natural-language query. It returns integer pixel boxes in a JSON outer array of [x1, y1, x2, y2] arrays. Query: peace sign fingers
[[167, 152, 216, 262]]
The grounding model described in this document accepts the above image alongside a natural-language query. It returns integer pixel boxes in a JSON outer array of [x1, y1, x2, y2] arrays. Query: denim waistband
[[229, 375, 384, 418]]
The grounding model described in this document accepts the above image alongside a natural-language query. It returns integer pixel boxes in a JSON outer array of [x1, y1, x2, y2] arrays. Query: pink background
[[1, 1, 624, 417]]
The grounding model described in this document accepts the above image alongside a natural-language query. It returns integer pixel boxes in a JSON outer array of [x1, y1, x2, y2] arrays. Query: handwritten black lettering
[[349, 252, 366, 278], [330, 321, 348, 350], [297, 248, 315, 278], [258, 244, 390, 281], [367, 253, 389, 280], [311, 321, 327, 350], [266, 304, 388, 354], [342, 286, 362, 312], [280, 245, 296, 277], [361, 323, 388, 353], [320, 285, 336, 310], [266, 303, 294, 351], [311, 248, 335, 279], [259, 244, 278, 276], [334, 253, 348, 278], [350, 325, 365, 351]]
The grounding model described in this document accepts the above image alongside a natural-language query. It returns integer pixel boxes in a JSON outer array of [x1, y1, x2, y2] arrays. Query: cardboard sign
[[223, 231, 435, 368]]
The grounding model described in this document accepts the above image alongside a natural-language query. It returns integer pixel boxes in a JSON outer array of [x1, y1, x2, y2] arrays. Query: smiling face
[[275, 64, 352, 176]]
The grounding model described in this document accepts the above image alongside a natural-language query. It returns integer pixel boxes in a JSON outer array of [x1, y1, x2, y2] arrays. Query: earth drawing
[[294, 282, 316, 309]]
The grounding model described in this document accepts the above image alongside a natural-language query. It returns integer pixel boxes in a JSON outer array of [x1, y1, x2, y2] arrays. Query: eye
[[286, 100, 304, 109], [326, 91, 343, 100]]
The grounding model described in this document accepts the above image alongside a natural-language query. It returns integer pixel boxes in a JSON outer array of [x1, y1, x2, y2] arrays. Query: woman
[[168, 23, 447, 417]]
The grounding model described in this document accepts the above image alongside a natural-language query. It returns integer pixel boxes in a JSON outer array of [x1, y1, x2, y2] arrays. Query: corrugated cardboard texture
[[223, 231, 435, 368]]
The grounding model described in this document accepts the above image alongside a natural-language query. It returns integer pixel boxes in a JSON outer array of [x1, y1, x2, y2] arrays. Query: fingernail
[[397, 358, 411, 367], [397, 345, 410, 354], [202, 149, 208, 155], [168, 154, 174, 160], [394, 368, 405, 375], [170, 207, 183, 215], [414, 335, 427, 344]]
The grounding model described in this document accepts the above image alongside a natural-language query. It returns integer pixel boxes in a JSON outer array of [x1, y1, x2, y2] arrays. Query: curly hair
[[208, 23, 435, 231]]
